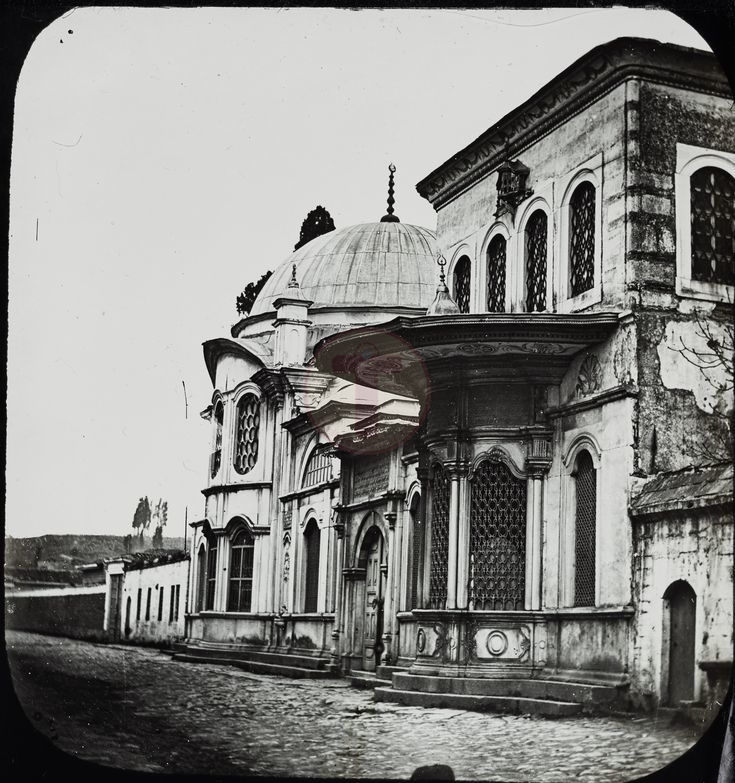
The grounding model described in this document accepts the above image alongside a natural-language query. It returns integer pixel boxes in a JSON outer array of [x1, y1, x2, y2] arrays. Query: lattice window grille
[[569, 182, 596, 296], [454, 256, 472, 314], [573, 451, 597, 607], [211, 402, 224, 478], [233, 394, 260, 475], [525, 211, 548, 312], [487, 235, 506, 312], [428, 464, 450, 609], [303, 449, 332, 487], [228, 530, 255, 612], [469, 460, 527, 611], [303, 521, 321, 613], [691, 167, 735, 285]]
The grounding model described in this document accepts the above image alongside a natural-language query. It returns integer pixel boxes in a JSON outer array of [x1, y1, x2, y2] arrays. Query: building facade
[[181, 38, 733, 716]]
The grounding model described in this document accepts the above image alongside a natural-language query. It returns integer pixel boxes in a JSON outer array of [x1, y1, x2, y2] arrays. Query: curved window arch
[[228, 528, 254, 612], [408, 491, 422, 610], [525, 210, 548, 312], [690, 166, 735, 285], [573, 450, 597, 607], [469, 459, 527, 610], [233, 393, 260, 475], [486, 234, 507, 312], [428, 463, 450, 609], [210, 400, 224, 478], [569, 181, 596, 296], [453, 255, 472, 313], [303, 519, 321, 613], [302, 447, 332, 488]]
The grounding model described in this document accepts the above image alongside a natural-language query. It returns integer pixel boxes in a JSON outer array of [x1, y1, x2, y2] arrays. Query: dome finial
[[427, 252, 460, 315], [288, 261, 299, 289], [380, 162, 400, 223]]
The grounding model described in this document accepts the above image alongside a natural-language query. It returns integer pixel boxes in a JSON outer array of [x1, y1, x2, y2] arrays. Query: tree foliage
[[132, 496, 151, 540], [294, 205, 335, 251], [151, 499, 168, 548], [236, 270, 273, 316]]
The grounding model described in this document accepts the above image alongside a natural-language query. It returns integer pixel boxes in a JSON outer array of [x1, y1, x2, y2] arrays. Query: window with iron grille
[[174, 584, 181, 620], [145, 587, 151, 621], [169, 585, 175, 622], [303, 520, 321, 612], [409, 494, 422, 609], [428, 463, 450, 609], [469, 460, 527, 610], [574, 450, 597, 607], [228, 529, 255, 612], [453, 256, 472, 313], [158, 586, 164, 621], [136, 587, 142, 621], [303, 448, 331, 487], [690, 166, 735, 285], [569, 182, 596, 296], [210, 401, 224, 478], [525, 210, 548, 312], [487, 235, 506, 312], [233, 394, 260, 475], [205, 538, 218, 610], [196, 545, 206, 611]]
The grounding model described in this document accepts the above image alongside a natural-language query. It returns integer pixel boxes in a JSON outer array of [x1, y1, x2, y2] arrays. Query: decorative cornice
[[201, 481, 272, 497], [279, 479, 340, 503], [252, 367, 286, 407], [416, 38, 730, 210], [544, 383, 638, 419]]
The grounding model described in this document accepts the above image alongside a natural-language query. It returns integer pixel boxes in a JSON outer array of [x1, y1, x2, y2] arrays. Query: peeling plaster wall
[[630, 512, 733, 708]]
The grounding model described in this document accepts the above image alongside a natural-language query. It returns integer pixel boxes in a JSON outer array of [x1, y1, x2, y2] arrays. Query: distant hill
[[5, 534, 186, 569]]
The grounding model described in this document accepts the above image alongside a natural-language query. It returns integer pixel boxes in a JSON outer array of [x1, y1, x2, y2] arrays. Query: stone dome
[[250, 222, 439, 317]]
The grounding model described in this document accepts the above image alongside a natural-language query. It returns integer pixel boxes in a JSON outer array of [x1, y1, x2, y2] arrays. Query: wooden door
[[667, 581, 696, 705], [362, 535, 384, 671]]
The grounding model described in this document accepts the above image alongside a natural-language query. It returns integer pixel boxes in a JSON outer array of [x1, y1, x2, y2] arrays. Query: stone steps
[[374, 686, 582, 717], [174, 652, 334, 679], [177, 642, 330, 671], [349, 669, 393, 689], [391, 673, 622, 709], [376, 665, 408, 680]]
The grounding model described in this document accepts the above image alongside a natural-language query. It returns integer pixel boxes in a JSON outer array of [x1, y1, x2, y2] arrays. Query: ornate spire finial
[[380, 162, 400, 223], [426, 252, 460, 316], [288, 262, 299, 288]]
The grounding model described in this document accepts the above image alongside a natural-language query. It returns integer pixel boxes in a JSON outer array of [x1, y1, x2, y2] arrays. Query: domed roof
[[250, 222, 438, 317]]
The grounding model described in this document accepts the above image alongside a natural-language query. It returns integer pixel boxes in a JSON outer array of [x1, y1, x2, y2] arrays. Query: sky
[[7, 7, 711, 539]]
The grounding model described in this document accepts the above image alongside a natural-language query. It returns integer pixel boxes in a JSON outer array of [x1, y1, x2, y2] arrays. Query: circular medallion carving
[[416, 628, 427, 653], [485, 629, 508, 656]]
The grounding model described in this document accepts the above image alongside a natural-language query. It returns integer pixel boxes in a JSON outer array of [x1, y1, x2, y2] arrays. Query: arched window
[[486, 235, 506, 312], [233, 394, 260, 475], [211, 401, 224, 478], [302, 448, 332, 488], [196, 544, 207, 612], [205, 536, 218, 610], [303, 520, 321, 613], [573, 450, 597, 607], [525, 210, 548, 312], [470, 459, 527, 610], [690, 166, 735, 285], [228, 529, 255, 612], [569, 182, 596, 296], [409, 493, 422, 610], [428, 463, 450, 609], [453, 255, 471, 313]]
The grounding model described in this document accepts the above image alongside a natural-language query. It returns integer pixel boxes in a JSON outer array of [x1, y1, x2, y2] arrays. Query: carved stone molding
[[575, 354, 602, 397]]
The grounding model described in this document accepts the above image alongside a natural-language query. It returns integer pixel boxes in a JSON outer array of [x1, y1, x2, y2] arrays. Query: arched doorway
[[358, 526, 386, 672], [303, 519, 321, 613], [664, 580, 697, 705]]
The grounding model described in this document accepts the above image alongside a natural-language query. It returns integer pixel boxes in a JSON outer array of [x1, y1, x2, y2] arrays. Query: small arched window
[[303, 520, 321, 613], [211, 401, 224, 478], [486, 235, 506, 312], [525, 210, 548, 312], [428, 463, 450, 609], [302, 448, 332, 488], [690, 166, 735, 285], [233, 394, 260, 475], [228, 529, 255, 612], [573, 450, 597, 607], [569, 182, 596, 296], [205, 536, 218, 610], [453, 255, 471, 313]]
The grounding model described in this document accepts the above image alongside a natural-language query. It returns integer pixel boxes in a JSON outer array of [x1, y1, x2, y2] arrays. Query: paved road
[[6, 631, 702, 780]]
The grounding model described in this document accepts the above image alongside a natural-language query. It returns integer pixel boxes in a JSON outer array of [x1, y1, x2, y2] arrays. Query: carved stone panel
[[470, 625, 532, 663], [575, 354, 601, 397], [352, 454, 390, 502]]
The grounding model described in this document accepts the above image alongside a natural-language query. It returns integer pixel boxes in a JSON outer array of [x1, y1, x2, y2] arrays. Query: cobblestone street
[[6, 631, 702, 780]]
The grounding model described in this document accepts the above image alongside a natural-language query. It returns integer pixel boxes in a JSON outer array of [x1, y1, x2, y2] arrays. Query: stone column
[[381, 510, 397, 664], [329, 513, 345, 670], [455, 468, 470, 609], [446, 468, 460, 609], [526, 434, 552, 611]]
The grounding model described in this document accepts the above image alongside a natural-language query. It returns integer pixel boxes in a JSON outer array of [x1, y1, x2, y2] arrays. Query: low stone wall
[[5, 586, 107, 642]]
